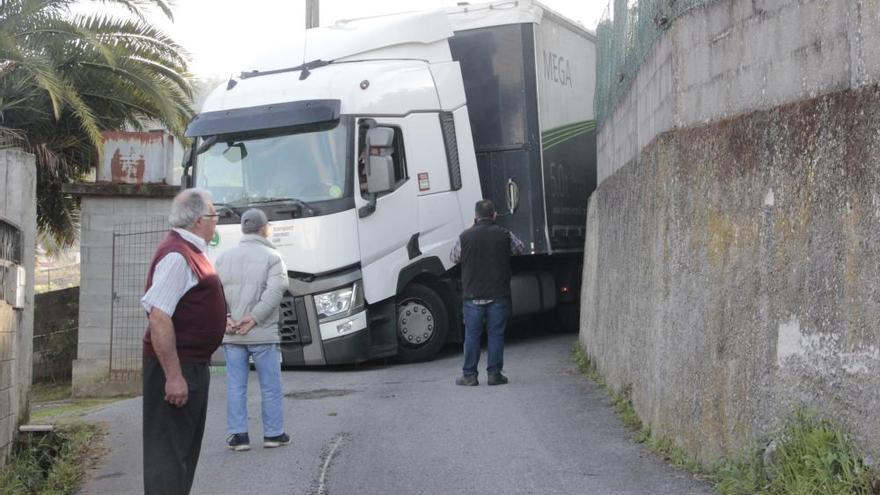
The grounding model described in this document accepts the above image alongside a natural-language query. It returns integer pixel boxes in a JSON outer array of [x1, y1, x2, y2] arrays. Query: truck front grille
[[278, 291, 311, 345]]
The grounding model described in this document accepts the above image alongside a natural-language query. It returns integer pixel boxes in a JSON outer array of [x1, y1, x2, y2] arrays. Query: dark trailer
[[448, 4, 597, 256], [449, 2, 596, 330]]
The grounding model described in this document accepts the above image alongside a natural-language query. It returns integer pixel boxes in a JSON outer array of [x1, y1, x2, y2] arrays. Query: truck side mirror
[[181, 169, 193, 188], [366, 155, 394, 193], [181, 148, 194, 187], [364, 127, 395, 194], [366, 127, 393, 148]]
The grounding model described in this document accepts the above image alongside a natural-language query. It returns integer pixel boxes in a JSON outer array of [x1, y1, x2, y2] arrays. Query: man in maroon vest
[[140, 188, 225, 495]]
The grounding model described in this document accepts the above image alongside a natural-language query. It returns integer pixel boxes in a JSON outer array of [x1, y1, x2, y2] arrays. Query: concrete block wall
[[0, 149, 36, 465], [598, 0, 880, 183], [72, 194, 173, 397]]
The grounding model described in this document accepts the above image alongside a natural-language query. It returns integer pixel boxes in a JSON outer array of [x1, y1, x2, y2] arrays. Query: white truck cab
[[184, 2, 596, 365]]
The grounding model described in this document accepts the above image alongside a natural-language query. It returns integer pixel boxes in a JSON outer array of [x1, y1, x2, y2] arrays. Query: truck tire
[[395, 283, 449, 363]]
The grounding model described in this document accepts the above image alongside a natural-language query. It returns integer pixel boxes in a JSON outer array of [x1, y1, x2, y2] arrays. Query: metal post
[[108, 232, 116, 374], [306, 0, 319, 28]]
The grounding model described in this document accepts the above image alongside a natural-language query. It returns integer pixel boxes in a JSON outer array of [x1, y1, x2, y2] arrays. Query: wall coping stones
[[62, 183, 180, 198]]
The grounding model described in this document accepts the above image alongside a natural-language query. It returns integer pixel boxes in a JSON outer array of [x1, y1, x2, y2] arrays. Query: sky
[[156, 0, 610, 78]]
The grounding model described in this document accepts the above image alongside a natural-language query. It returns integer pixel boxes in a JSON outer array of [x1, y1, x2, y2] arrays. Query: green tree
[[0, 0, 193, 244]]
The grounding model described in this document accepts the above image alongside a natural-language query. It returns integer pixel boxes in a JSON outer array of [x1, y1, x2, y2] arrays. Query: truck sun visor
[[185, 100, 341, 138]]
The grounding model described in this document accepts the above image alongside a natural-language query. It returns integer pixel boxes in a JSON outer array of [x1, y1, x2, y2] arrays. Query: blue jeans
[[223, 344, 284, 437], [462, 297, 511, 376]]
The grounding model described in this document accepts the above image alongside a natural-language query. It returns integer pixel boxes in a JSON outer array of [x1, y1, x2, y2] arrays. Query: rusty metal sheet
[[98, 131, 175, 184]]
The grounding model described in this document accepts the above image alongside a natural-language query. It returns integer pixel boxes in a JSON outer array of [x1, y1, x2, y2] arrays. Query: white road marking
[[318, 434, 345, 495]]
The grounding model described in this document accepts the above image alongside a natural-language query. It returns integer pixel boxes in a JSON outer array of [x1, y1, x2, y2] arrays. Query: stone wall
[[0, 149, 36, 465], [582, 0, 880, 464]]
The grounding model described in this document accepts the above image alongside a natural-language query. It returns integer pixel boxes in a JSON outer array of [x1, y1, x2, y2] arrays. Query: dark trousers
[[143, 356, 211, 495]]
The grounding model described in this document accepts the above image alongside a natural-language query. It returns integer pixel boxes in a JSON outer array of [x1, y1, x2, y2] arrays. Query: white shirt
[[140, 228, 209, 316]]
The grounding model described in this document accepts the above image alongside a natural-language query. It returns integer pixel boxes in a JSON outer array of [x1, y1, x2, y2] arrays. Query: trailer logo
[[543, 50, 573, 87]]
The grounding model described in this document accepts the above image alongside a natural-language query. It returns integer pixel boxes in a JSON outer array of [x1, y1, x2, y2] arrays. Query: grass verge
[[31, 382, 72, 403], [0, 381, 127, 493], [570, 343, 879, 494], [0, 423, 107, 494], [29, 382, 126, 425]]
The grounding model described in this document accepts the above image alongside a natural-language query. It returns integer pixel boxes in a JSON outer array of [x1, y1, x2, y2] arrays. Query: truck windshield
[[193, 123, 349, 206]]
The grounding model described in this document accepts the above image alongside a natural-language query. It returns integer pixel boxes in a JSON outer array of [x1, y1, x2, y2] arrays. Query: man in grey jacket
[[215, 209, 290, 451]]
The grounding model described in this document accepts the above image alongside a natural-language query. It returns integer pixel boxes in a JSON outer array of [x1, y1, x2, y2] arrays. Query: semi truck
[[183, 0, 597, 365]]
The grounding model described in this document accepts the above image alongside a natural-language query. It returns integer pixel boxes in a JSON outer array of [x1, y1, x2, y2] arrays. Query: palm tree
[[0, 0, 193, 244]]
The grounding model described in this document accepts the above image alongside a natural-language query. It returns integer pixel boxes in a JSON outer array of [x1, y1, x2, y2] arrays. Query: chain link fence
[[595, 0, 722, 129]]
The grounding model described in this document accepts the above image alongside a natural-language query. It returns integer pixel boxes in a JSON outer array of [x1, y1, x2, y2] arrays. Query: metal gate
[[109, 217, 168, 376]]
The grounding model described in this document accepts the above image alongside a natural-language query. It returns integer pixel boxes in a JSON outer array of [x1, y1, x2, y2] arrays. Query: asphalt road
[[80, 329, 713, 495]]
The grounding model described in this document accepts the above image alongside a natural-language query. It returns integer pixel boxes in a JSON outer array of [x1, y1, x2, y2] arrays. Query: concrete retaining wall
[[583, 0, 880, 463], [0, 149, 36, 465], [599, 0, 880, 183]]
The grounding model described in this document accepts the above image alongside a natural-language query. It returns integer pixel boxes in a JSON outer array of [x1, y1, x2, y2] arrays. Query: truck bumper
[[323, 326, 372, 364], [280, 303, 396, 365]]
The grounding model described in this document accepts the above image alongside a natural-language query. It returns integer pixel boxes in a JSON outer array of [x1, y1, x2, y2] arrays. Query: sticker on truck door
[[418, 172, 430, 191]]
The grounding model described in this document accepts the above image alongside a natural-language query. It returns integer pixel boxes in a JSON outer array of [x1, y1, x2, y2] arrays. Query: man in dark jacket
[[140, 188, 225, 494], [450, 199, 524, 386]]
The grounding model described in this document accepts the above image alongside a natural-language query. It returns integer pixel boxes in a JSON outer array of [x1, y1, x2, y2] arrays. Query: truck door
[[355, 118, 419, 305]]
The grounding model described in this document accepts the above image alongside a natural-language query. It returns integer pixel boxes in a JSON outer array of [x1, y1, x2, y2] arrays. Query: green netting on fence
[[595, 0, 722, 130]]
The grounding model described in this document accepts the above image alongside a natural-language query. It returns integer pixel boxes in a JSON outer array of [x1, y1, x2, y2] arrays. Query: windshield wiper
[[213, 202, 242, 219], [247, 197, 316, 217]]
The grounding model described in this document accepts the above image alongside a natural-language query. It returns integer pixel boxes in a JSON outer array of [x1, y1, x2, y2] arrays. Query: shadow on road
[[285, 312, 576, 374]]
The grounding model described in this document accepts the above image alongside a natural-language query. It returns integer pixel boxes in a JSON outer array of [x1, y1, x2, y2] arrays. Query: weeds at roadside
[[2, 380, 122, 493], [570, 342, 880, 495], [571, 343, 696, 471], [571, 343, 645, 434], [0, 423, 107, 495], [713, 411, 878, 495]]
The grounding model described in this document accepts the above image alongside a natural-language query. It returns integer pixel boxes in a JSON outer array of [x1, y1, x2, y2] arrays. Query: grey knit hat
[[241, 209, 268, 234]]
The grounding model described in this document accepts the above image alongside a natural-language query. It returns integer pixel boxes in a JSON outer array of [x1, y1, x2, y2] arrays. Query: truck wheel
[[395, 283, 449, 363]]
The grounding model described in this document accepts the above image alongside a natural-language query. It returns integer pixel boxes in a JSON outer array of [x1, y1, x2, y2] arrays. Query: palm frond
[[0, 126, 26, 147], [88, 0, 173, 21], [1, 0, 193, 244], [74, 13, 189, 67]]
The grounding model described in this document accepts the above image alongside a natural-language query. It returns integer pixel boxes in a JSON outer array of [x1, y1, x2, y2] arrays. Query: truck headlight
[[314, 281, 364, 322]]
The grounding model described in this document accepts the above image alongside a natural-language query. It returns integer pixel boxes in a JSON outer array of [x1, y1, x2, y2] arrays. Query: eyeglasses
[[201, 213, 220, 219]]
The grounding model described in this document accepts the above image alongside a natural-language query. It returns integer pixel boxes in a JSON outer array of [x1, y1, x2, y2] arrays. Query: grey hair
[[169, 188, 213, 228]]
